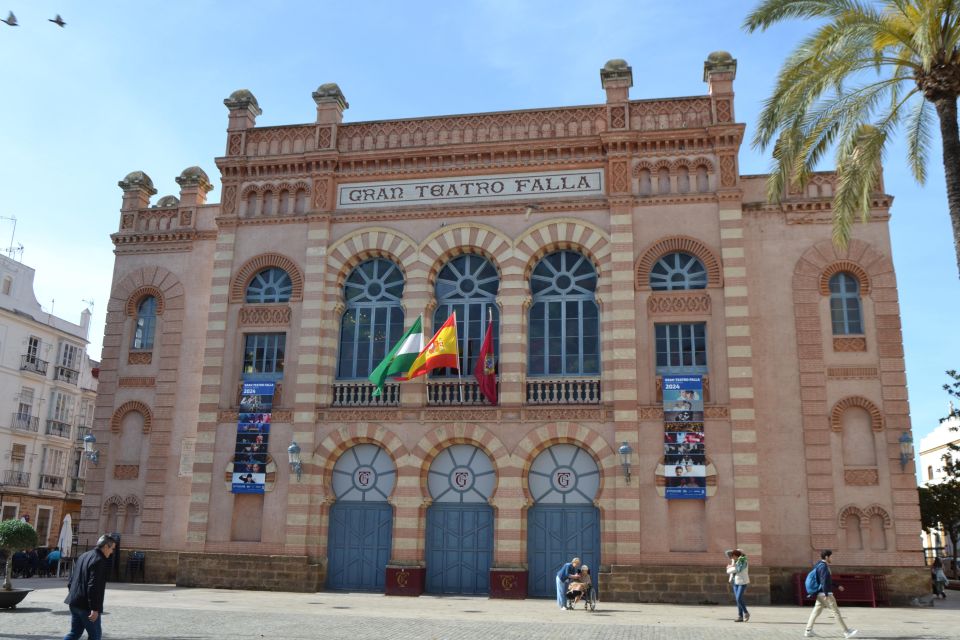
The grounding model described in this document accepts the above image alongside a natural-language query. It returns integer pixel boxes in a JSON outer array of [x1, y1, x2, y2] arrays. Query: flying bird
[[0, 11, 17, 26], [49, 14, 66, 27]]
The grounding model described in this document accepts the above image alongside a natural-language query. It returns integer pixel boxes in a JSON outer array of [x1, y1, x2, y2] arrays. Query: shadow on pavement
[[0, 607, 50, 613]]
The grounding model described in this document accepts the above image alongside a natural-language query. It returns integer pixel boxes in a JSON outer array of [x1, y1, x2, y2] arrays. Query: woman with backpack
[[725, 549, 750, 622]]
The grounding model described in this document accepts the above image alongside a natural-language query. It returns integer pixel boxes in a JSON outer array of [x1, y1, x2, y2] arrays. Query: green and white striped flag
[[368, 316, 423, 397]]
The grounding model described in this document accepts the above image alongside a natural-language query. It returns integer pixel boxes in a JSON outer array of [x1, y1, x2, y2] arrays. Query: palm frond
[[832, 124, 887, 247], [904, 92, 933, 184], [744, 0, 877, 32]]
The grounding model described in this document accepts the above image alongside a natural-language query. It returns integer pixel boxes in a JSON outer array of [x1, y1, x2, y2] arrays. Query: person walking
[[555, 557, 581, 610], [63, 534, 116, 640], [725, 549, 750, 622], [804, 549, 857, 638], [932, 557, 949, 599]]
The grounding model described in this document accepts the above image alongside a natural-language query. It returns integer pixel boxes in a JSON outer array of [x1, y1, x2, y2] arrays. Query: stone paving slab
[[1, 578, 958, 640]]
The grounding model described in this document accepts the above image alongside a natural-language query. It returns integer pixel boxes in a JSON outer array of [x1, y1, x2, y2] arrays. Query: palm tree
[[744, 0, 960, 278]]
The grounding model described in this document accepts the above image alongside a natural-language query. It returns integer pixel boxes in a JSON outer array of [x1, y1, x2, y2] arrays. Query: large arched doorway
[[425, 444, 495, 595], [326, 444, 396, 591], [526, 443, 601, 597]]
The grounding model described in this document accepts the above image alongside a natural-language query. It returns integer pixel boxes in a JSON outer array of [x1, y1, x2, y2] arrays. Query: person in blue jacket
[[805, 549, 858, 638], [555, 557, 581, 610]]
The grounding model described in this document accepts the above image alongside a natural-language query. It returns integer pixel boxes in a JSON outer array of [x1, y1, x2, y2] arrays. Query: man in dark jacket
[[63, 534, 116, 640], [804, 549, 858, 638]]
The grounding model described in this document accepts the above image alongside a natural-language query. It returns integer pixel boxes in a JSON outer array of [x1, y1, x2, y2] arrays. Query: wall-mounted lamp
[[83, 433, 99, 465], [899, 431, 914, 470], [288, 441, 302, 482], [618, 441, 633, 484]]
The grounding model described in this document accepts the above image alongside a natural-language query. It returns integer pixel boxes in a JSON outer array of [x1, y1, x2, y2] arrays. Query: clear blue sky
[[1, 1, 957, 453]]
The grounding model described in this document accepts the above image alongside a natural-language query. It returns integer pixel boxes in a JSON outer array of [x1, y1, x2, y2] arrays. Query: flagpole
[[454, 310, 464, 404]]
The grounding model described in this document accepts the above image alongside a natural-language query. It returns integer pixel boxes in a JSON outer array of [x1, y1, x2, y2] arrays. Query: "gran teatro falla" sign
[[336, 169, 604, 209]]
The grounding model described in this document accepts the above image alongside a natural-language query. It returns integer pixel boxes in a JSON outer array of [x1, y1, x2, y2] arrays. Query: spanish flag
[[405, 312, 459, 379]]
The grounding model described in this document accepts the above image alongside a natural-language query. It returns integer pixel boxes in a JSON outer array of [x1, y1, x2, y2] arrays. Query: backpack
[[804, 563, 822, 596]]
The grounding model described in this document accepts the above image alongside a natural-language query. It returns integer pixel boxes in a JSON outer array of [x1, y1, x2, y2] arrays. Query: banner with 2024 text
[[231, 381, 274, 494], [662, 375, 705, 499]]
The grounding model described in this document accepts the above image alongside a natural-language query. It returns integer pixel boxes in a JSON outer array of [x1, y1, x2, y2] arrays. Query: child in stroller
[[565, 564, 596, 611]]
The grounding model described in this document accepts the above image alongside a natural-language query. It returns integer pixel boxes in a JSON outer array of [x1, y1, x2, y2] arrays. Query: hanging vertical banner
[[231, 381, 274, 494], [662, 375, 705, 499]]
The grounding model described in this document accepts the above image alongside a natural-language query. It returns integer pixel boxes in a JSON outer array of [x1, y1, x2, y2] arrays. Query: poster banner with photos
[[231, 381, 274, 494], [662, 375, 705, 499]]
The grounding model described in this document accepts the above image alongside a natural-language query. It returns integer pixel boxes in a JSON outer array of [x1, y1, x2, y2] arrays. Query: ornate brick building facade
[[80, 53, 925, 603]]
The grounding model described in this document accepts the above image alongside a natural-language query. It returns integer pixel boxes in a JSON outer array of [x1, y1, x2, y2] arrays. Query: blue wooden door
[[526, 444, 601, 597], [425, 503, 494, 594], [327, 501, 393, 591], [526, 504, 600, 597], [326, 444, 397, 592], [424, 444, 496, 594]]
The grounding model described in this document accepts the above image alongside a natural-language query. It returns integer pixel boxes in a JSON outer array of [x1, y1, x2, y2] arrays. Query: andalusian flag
[[368, 316, 423, 396], [405, 312, 459, 379]]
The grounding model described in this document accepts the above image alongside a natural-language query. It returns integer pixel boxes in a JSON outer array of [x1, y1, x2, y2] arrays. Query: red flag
[[474, 310, 497, 405]]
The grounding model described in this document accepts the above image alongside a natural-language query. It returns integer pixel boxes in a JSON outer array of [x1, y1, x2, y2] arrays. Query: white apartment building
[[919, 410, 960, 564], [0, 254, 97, 548]]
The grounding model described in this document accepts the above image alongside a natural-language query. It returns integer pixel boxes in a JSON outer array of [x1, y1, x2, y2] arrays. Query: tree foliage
[[744, 0, 960, 278], [0, 519, 38, 591], [918, 370, 960, 575]]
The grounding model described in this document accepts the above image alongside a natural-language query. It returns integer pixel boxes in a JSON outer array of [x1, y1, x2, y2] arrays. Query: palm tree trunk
[[934, 97, 960, 279]]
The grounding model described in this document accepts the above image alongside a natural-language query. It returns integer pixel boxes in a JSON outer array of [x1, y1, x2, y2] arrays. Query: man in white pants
[[805, 549, 857, 638]]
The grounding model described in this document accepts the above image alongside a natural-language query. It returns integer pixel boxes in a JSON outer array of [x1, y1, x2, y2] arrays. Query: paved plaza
[[2, 578, 959, 640]]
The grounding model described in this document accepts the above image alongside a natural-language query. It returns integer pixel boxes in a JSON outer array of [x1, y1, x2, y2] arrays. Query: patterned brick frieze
[[127, 351, 152, 365], [113, 464, 140, 480], [238, 305, 291, 326], [118, 377, 156, 388], [827, 366, 879, 379], [844, 468, 879, 485], [646, 292, 711, 315], [833, 336, 867, 352]]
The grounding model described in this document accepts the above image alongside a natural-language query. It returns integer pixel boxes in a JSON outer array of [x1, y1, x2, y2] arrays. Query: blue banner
[[231, 381, 274, 494], [662, 375, 705, 500]]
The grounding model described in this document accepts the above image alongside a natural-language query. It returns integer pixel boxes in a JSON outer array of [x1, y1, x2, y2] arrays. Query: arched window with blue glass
[[528, 250, 600, 376], [337, 258, 405, 379], [829, 272, 863, 335], [649, 252, 707, 291], [432, 254, 499, 377], [132, 296, 157, 350], [245, 267, 293, 303]]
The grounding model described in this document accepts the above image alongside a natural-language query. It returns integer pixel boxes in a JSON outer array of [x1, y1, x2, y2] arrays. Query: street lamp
[[83, 433, 99, 465], [288, 441, 302, 482], [899, 431, 914, 470], [618, 442, 633, 484]]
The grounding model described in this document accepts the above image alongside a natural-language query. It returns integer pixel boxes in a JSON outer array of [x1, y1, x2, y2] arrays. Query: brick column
[[286, 213, 331, 555], [717, 190, 764, 563], [186, 226, 236, 547]]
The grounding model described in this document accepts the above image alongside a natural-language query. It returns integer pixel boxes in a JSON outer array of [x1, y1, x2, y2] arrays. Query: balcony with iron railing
[[426, 379, 492, 406], [75, 425, 91, 443], [68, 477, 86, 494], [331, 382, 400, 407], [11, 412, 39, 432], [54, 365, 79, 385], [45, 419, 72, 439], [1, 470, 31, 488], [39, 474, 65, 491], [20, 354, 48, 376], [326, 376, 602, 407], [525, 378, 601, 404]]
